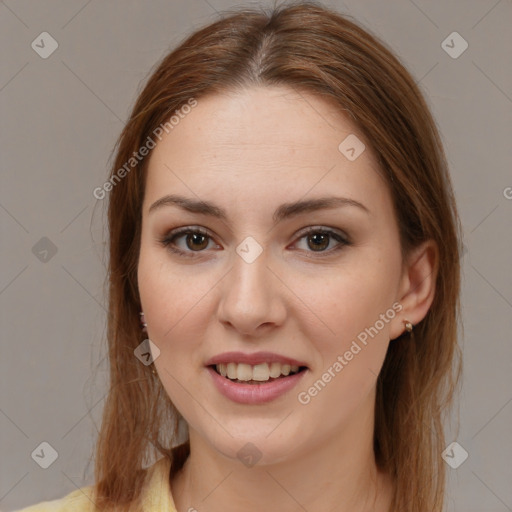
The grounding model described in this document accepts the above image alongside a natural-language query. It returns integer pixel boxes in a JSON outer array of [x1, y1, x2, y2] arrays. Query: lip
[[204, 351, 308, 368], [206, 365, 308, 404]]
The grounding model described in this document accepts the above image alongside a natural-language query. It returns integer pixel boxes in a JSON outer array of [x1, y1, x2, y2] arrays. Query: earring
[[139, 311, 156, 375], [139, 311, 148, 333], [404, 320, 413, 333]]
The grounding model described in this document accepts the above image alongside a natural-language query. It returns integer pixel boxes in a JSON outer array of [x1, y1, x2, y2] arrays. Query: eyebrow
[[148, 194, 370, 223]]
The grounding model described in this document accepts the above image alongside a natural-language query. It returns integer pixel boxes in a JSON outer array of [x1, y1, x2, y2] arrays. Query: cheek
[[137, 245, 218, 370], [288, 257, 401, 405], [137, 248, 207, 412], [292, 269, 398, 424], [138, 244, 196, 327], [294, 259, 400, 341]]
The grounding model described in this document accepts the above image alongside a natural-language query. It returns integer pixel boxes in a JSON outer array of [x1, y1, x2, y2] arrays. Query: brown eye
[[160, 227, 215, 257], [185, 232, 209, 251], [307, 232, 330, 251], [294, 227, 350, 256], [160, 226, 350, 259]]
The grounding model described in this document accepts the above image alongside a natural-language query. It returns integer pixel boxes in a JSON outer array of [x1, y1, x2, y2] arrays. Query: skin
[[137, 85, 437, 512]]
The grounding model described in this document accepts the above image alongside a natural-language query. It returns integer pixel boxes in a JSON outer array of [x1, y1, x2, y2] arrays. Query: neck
[[170, 392, 393, 512]]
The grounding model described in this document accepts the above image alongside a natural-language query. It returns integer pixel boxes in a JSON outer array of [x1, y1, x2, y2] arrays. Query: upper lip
[[205, 351, 308, 368]]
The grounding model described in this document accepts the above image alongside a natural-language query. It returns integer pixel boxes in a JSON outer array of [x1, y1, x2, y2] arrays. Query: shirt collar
[[139, 456, 178, 512]]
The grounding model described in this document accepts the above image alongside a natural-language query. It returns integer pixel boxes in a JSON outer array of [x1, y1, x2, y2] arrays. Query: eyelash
[[158, 226, 351, 259]]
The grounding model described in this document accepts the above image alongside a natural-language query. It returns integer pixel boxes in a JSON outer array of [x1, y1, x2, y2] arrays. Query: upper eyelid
[[163, 225, 349, 249]]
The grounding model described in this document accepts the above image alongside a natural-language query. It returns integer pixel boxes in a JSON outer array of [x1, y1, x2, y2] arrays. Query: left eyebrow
[[148, 194, 370, 222], [272, 196, 370, 223]]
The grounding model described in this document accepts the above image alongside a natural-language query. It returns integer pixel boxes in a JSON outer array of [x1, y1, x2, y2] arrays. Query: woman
[[19, 1, 462, 511]]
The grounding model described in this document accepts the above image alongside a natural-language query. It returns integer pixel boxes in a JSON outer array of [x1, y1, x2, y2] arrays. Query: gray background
[[1, 0, 511, 511]]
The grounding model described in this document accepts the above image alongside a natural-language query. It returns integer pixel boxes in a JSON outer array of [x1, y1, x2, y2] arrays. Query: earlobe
[[390, 240, 438, 340]]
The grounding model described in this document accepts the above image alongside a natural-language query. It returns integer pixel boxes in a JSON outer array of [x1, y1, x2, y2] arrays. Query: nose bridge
[[218, 240, 284, 332], [231, 244, 273, 309]]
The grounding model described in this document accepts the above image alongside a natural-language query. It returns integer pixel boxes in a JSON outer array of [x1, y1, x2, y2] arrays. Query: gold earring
[[404, 320, 413, 333]]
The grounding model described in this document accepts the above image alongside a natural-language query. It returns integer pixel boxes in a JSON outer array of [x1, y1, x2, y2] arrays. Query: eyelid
[[293, 225, 350, 242], [289, 226, 350, 257], [159, 226, 218, 258], [159, 225, 350, 257]]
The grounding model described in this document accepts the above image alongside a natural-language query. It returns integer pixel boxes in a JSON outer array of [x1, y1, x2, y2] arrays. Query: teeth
[[253, 363, 270, 381], [218, 363, 227, 377], [269, 362, 282, 378], [237, 363, 253, 381], [215, 362, 301, 381], [226, 362, 237, 379]]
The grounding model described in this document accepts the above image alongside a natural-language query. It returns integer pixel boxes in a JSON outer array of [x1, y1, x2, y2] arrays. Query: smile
[[207, 364, 308, 404], [212, 362, 304, 383]]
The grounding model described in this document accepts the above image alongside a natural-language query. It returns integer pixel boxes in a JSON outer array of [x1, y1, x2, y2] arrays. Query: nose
[[217, 247, 287, 336]]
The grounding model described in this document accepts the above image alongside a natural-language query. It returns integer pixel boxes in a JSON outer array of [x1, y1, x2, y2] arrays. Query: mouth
[[208, 362, 308, 385]]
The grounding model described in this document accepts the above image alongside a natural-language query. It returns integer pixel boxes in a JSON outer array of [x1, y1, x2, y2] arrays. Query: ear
[[389, 239, 438, 340]]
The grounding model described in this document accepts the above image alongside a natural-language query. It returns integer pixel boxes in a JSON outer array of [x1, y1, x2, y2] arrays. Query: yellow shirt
[[14, 457, 177, 512]]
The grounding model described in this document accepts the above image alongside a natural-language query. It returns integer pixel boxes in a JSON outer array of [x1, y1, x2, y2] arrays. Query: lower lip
[[206, 366, 307, 405]]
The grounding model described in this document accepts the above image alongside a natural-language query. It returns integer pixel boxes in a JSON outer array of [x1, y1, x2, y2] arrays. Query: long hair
[[93, 2, 462, 510]]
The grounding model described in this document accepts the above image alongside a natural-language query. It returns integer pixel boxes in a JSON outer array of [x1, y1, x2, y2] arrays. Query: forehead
[[143, 86, 390, 218]]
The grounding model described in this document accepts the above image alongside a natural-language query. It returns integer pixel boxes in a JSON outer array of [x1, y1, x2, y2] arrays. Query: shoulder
[[13, 455, 177, 512], [13, 485, 97, 512]]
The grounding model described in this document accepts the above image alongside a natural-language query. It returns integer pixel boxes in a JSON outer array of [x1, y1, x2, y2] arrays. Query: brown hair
[[93, 2, 462, 510]]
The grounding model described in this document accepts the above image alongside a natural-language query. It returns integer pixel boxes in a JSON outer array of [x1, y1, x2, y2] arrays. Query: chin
[[202, 428, 301, 467]]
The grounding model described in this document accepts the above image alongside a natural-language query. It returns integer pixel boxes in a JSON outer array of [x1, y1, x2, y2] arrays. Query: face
[[137, 86, 405, 464]]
